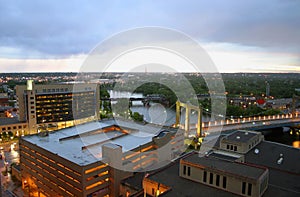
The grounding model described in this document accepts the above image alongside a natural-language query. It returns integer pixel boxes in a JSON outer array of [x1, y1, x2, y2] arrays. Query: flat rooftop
[[0, 117, 24, 126], [183, 152, 267, 180], [222, 130, 258, 143], [245, 140, 300, 195], [147, 156, 239, 197], [22, 118, 175, 166], [146, 151, 299, 197]]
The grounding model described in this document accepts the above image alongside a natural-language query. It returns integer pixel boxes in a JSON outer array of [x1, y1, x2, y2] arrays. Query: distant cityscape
[[0, 72, 299, 197]]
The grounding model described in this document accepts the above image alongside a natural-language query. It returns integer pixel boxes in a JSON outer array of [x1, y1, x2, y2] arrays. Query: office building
[[16, 80, 100, 134]]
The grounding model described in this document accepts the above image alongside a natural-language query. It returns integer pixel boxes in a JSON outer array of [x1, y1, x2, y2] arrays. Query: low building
[[122, 130, 300, 197], [219, 130, 264, 154], [0, 117, 28, 140], [143, 152, 269, 197], [19, 118, 185, 197]]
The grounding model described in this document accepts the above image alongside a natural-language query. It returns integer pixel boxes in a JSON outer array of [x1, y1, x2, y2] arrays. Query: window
[[248, 183, 252, 196], [30, 97, 34, 100], [227, 144, 229, 149], [203, 171, 207, 182], [230, 145, 233, 150], [209, 173, 213, 184], [183, 165, 186, 175], [223, 176, 227, 188], [242, 182, 246, 194], [216, 175, 220, 186], [234, 146, 237, 151], [152, 188, 155, 195], [187, 167, 191, 176]]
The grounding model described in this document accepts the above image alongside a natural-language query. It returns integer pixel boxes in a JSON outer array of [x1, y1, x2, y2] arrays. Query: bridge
[[101, 94, 169, 106], [175, 101, 300, 137]]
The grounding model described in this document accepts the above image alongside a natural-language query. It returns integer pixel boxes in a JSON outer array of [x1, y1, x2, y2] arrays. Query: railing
[[178, 113, 300, 129]]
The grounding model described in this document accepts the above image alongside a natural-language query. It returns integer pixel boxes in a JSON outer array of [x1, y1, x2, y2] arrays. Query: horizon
[[0, 0, 299, 73]]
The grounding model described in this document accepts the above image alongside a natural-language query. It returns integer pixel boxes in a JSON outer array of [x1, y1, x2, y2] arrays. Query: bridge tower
[[175, 101, 202, 137]]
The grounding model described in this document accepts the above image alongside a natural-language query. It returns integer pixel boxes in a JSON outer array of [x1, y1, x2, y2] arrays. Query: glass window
[[223, 176, 227, 188], [242, 182, 246, 194], [203, 171, 207, 182], [248, 183, 252, 196], [216, 174, 220, 186], [209, 173, 213, 184]]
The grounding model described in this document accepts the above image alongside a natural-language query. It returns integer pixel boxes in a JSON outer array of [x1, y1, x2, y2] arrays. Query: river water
[[109, 90, 210, 126]]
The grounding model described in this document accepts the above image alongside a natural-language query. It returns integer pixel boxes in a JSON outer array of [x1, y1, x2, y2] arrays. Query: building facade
[[19, 119, 185, 197], [16, 80, 100, 134]]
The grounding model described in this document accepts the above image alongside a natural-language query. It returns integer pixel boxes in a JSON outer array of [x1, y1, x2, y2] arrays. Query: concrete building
[[16, 80, 100, 134], [143, 152, 268, 197], [19, 118, 185, 197]]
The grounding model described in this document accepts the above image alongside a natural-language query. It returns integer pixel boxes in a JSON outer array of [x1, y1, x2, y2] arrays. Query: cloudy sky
[[0, 0, 299, 73]]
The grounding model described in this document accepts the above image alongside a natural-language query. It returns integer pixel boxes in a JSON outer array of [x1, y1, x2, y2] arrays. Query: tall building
[[16, 80, 100, 134], [19, 118, 185, 197]]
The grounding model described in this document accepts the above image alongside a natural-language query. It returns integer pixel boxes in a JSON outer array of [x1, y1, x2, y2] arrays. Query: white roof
[[23, 119, 165, 166]]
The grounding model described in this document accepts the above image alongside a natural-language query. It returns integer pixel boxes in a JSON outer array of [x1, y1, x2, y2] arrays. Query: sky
[[0, 0, 299, 73]]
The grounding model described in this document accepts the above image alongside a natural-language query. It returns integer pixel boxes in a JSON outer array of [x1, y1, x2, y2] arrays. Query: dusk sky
[[0, 0, 299, 73]]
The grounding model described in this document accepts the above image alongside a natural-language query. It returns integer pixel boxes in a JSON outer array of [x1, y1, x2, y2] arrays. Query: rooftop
[[183, 152, 267, 180], [222, 130, 258, 143], [147, 155, 239, 197], [22, 118, 175, 166], [245, 140, 300, 195], [0, 117, 24, 126]]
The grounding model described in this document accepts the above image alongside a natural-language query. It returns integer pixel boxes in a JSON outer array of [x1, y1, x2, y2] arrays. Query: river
[[109, 90, 211, 126]]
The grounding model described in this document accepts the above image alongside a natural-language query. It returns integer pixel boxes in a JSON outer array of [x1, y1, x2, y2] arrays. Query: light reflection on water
[[109, 91, 211, 126]]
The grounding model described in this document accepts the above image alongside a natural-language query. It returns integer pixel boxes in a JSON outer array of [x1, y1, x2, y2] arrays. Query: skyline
[[0, 0, 299, 73]]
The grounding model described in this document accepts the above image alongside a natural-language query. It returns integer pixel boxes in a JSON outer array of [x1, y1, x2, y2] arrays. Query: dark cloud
[[0, 0, 299, 57]]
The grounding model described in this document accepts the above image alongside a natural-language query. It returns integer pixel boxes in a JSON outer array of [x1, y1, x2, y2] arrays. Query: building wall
[[143, 177, 169, 197], [20, 139, 84, 197], [220, 132, 264, 154], [16, 82, 100, 134], [179, 159, 268, 197], [0, 122, 28, 139]]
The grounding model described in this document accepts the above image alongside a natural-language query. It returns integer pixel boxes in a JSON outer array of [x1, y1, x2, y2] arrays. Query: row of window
[[226, 144, 238, 151], [1, 124, 26, 131], [242, 182, 252, 196], [42, 88, 69, 93], [203, 171, 227, 189]]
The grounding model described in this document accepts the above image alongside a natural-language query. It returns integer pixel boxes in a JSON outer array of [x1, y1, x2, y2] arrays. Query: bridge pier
[[175, 101, 202, 137]]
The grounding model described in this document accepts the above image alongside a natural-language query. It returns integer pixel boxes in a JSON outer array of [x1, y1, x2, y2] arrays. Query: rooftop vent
[[254, 148, 259, 154], [277, 157, 283, 165], [245, 132, 249, 135], [236, 136, 240, 140]]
